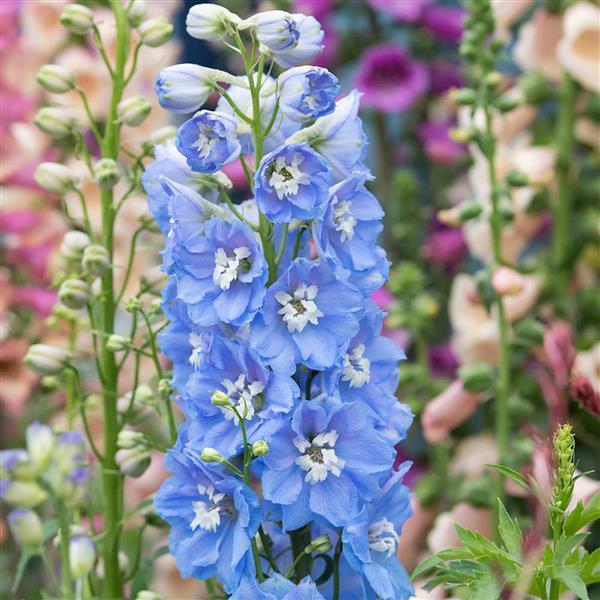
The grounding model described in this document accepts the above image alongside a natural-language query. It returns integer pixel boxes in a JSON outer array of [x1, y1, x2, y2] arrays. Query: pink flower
[[293, 0, 334, 22], [13, 287, 57, 317], [422, 5, 466, 44], [371, 286, 394, 311], [356, 43, 428, 113], [543, 322, 576, 391], [421, 221, 468, 270], [368, 0, 432, 23], [492, 266, 525, 296], [418, 121, 467, 165], [421, 379, 481, 443]]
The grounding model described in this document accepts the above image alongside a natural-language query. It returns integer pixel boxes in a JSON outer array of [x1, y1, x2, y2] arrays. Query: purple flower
[[422, 5, 466, 44], [367, 0, 432, 23], [420, 220, 467, 271], [427, 343, 459, 379], [418, 121, 467, 165], [428, 60, 464, 95], [355, 44, 428, 113]]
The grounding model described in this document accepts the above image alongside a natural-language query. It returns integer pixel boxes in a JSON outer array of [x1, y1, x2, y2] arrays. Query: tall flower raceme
[[146, 4, 413, 599]]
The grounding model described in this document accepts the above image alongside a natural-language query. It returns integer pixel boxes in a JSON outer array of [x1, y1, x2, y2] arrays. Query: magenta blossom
[[422, 5, 466, 44], [293, 0, 334, 22], [428, 343, 459, 379], [368, 0, 432, 23], [428, 60, 464, 95], [421, 220, 468, 270], [356, 43, 428, 112], [418, 121, 467, 165], [13, 287, 58, 317]]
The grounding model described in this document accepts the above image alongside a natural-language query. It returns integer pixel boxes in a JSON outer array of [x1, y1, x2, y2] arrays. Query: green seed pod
[[59, 278, 90, 309]]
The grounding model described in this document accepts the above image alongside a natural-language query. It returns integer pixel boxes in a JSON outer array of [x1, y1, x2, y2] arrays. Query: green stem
[[99, 3, 129, 597], [289, 525, 312, 580], [258, 526, 280, 573], [57, 504, 73, 598], [332, 536, 343, 600], [552, 72, 575, 304], [483, 104, 510, 532]]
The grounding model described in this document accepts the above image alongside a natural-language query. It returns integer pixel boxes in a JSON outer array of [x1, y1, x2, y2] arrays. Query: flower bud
[[26, 422, 55, 468], [252, 440, 269, 457], [0, 480, 48, 508], [484, 71, 502, 89], [34, 162, 77, 195], [127, 0, 147, 27], [496, 93, 522, 113], [437, 207, 461, 227], [106, 334, 131, 353], [492, 267, 525, 297], [36, 64, 75, 94], [60, 231, 91, 261], [117, 96, 152, 126], [94, 158, 120, 188], [158, 379, 172, 397], [186, 3, 241, 41], [506, 169, 529, 187], [69, 535, 96, 577], [117, 429, 146, 450], [211, 390, 232, 408], [200, 447, 223, 463], [59, 278, 90, 309], [138, 17, 173, 47], [60, 3, 94, 34], [519, 72, 552, 105], [449, 87, 476, 106], [41, 375, 62, 391], [148, 126, 177, 146], [8, 509, 43, 547], [82, 244, 110, 276], [514, 319, 545, 347], [116, 447, 151, 477], [306, 535, 331, 554], [25, 344, 72, 376], [136, 591, 165, 600], [34, 107, 78, 138], [125, 298, 142, 313], [458, 362, 494, 393], [449, 127, 477, 144], [458, 202, 483, 222]]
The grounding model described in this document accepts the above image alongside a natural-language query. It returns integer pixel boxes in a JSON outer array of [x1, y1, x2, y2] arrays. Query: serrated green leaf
[[497, 499, 522, 560], [470, 569, 500, 599], [556, 566, 589, 600], [412, 553, 444, 579], [564, 492, 600, 536], [580, 548, 600, 584], [554, 533, 589, 564], [486, 464, 530, 493]]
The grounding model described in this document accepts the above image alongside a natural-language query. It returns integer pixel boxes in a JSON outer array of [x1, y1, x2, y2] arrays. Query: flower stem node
[[69, 535, 96, 577], [60, 231, 91, 261], [59, 278, 90, 309], [116, 447, 151, 478], [94, 158, 120, 189], [36, 64, 75, 94], [34, 107, 78, 139], [117, 96, 152, 127], [211, 390, 233, 408], [200, 447, 224, 464], [82, 244, 111, 276], [106, 334, 131, 353], [252, 441, 269, 457], [25, 344, 72, 376], [7, 509, 43, 548], [127, 0, 147, 28], [306, 535, 331, 554], [60, 3, 94, 35], [138, 17, 173, 48], [34, 162, 77, 195], [458, 362, 494, 393]]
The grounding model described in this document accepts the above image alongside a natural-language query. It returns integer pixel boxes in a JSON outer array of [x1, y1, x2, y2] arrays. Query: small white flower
[[333, 200, 357, 242], [294, 430, 345, 484], [342, 344, 371, 388], [268, 152, 310, 199], [275, 284, 324, 333], [212, 246, 251, 290]]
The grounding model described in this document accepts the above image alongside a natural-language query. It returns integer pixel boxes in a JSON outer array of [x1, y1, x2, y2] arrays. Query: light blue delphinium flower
[[322, 301, 412, 443], [342, 465, 414, 600], [176, 110, 241, 173], [173, 216, 267, 327], [289, 91, 368, 183], [182, 336, 299, 457], [261, 399, 394, 530], [244, 11, 324, 68], [278, 66, 339, 123], [254, 143, 329, 223], [154, 63, 216, 114], [231, 574, 325, 600], [249, 258, 363, 372], [155, 424, 261, 592], [313, 172, 385, 292]]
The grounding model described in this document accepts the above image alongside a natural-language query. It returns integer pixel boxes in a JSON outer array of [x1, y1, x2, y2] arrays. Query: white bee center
[[333, 200, 357, 242], [368, 517, 399, 557], [190, 484, 232, 533], [294, 430, 345, 484], [342, 344, 371, 388], [268, 152, 310, 199], [192, 126, 218, 159], [213, 246, 251, 290], [220, 374, 265, 423], [275, 284, 324, 333], [188, 332, 204, 370]]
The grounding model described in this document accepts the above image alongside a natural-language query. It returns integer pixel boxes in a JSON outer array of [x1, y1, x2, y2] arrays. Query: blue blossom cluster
[[145, 4, 413, 598]]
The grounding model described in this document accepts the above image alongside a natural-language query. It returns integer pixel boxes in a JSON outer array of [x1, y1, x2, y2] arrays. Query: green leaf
[[554, 533, 589, 564], [556, 566, 589, 600], [486, 464, 530, 493], [412, 553, 444, 579], [42, 518, 59, 543], [580, 548, 600, 584], [470, 569, 500, 599], [12, 551, 36, 593], [497, 499, 522, 559], [564, 491, 600, 536]]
